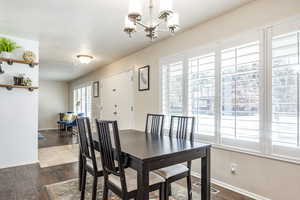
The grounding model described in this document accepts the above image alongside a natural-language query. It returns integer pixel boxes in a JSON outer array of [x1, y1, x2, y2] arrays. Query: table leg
[[137, 162, 149, 200], [78, 150, 83, 191], [201, 147, 211, 200]]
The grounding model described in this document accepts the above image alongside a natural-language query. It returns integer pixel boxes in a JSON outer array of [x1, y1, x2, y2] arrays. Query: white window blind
[[86, 85, 92, 118], [161, 58, 184, 129], [272, 31, 300, 148], [188, 53, 215, 136], [162, 61, 184, 112], [221, 41, 260, 143], [73, 89, 78, 113]]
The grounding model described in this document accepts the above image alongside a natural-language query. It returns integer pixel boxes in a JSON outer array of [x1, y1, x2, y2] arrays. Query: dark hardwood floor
[[0, 162, 79, 200], [38, 130, 78, 148], [0, 130, 254, 200]]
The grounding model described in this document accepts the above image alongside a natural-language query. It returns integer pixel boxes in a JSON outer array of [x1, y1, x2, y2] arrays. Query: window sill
[[164, 131, 300, 165], [211, 143, 300, 166]]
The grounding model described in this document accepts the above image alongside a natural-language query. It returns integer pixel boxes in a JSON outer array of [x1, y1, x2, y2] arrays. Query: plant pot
[[13, 77, 24, 86], [0, 52, 12, 58]]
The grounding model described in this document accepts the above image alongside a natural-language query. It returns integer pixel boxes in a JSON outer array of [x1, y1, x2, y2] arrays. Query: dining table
[[79, 129, 211, 200]]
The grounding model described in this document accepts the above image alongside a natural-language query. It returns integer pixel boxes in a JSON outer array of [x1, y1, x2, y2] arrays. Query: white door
[[100, 70, 134, 130]]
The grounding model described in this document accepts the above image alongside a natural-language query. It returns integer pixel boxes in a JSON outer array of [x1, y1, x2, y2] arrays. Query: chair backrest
[[76, 117, 99, 171], [59, 113, 64, 121], [169, 116, 195, 140], [145, 114, 165, 135], [95, 120, 128, 191]]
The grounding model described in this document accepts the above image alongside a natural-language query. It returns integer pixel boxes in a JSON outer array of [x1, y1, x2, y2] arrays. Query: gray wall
[[38, 80, 69, 130]]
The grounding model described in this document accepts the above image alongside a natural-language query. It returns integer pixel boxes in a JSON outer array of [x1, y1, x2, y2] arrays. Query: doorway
[[100, 70, 134, 130]]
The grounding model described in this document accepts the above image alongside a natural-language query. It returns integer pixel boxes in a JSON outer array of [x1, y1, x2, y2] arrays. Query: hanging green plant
[[0, 37, 21, 53]]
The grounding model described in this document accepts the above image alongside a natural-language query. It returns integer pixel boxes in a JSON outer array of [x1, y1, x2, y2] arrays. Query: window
[[188, 53, 215, 136], [160, 18, 300, 161], [272, 31, 300, 149], [73, 85, 92, 118], [162, 57, 184, 127], [221, 42, 260, 143]]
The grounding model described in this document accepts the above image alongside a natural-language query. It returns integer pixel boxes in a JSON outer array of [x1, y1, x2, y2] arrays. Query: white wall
[[69, 0, 300, 199], [38, 80, 69, 130], [0, 34, 39, 168]]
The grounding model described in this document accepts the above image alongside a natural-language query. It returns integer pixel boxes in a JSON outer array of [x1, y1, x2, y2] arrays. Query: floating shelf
[[0, 57, 39, 67], [0, 84, 39, 92]]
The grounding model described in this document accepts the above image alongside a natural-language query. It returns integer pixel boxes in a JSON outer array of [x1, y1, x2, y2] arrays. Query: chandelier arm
[[156, 28, 170, 32], [136, 21, 149, 29], [153, 20, 164, 29]]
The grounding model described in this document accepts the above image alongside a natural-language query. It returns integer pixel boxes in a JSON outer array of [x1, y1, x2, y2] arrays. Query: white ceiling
[[0, 0, 252, 81]]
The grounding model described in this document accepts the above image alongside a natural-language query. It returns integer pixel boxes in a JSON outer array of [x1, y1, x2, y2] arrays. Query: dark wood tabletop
[[93, 129, 210, 161]]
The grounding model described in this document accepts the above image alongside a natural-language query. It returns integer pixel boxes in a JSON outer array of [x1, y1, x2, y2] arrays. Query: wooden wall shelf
[[0, 57, 39, 67], [0, 84, 39, 92]]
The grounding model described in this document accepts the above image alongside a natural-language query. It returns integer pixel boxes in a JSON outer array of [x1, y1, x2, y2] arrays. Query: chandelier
[[124, 0, 180, 40]]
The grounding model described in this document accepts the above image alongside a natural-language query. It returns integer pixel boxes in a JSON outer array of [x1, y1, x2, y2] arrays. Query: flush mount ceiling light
[[77, 55, 94, 64], [124, 0, 180, 41]]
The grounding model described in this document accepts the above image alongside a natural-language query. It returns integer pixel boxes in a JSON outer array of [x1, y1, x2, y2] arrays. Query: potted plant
[[0, 37, 21, 58], [22, 77, 32, 86]]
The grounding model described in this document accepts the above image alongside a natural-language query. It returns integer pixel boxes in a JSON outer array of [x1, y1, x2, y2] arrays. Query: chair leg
[[92, 176, 98, 200], [65, 126, 68, 136], [80, 167, 87, 200], [168, 183, 172, 196], [58, 124, 62, 136], [159, 183, 165, 200], [78, 156, 83, 191], [187, 175, 192, 200], [164, 182, 169, 200], [102, 179, 108, 200]]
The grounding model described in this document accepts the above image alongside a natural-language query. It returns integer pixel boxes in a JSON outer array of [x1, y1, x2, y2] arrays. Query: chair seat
[[109, 168, 164, 192], [86, 157, 102, 171], [154, 164, 189, 179]]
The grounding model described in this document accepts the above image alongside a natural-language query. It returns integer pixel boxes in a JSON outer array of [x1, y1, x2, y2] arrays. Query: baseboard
[[0, 160, 39, 170], [38, 128, 58, 131], [191, 171, 271, 200]]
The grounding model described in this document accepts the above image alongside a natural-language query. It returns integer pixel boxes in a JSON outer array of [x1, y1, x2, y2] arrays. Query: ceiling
[[0, 0, 253, 81]]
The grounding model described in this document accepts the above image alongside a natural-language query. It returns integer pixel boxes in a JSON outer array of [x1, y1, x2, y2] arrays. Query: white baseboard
[[191, 171, 271, 200], [0, 160, 39, 170], [38, 128, 58, 131]]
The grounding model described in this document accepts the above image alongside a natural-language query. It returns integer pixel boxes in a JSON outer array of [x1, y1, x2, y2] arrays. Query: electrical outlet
[[231, 163, 237, 174]]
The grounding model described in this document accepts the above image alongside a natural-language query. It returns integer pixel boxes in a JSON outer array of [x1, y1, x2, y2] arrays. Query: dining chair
[[57, 113, 65, 135], [145, 114, 165, 135], [155, 115, 195, 200], [95, 120, 165, 200], [77, 117, 103, 200]]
